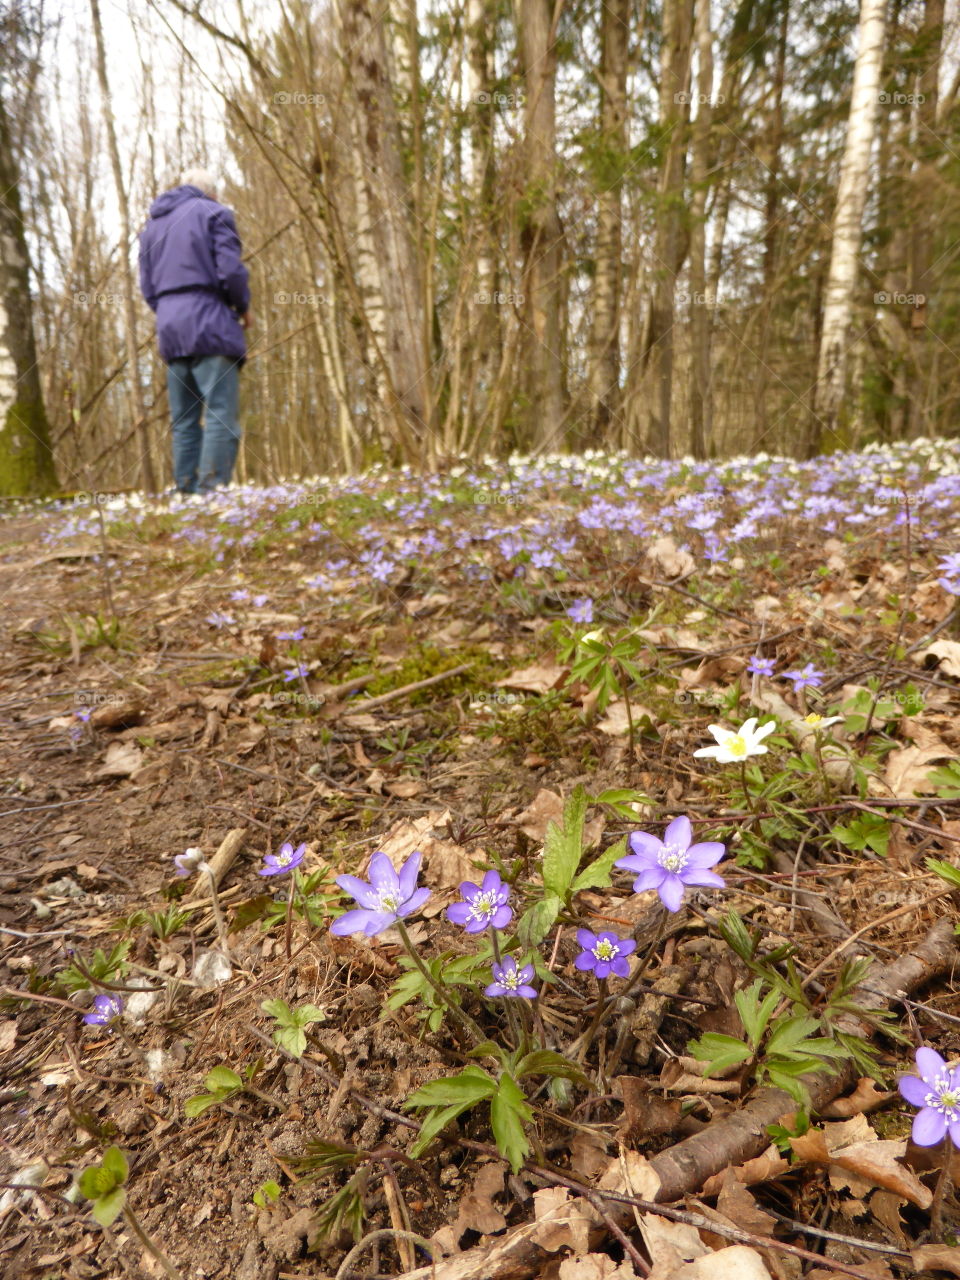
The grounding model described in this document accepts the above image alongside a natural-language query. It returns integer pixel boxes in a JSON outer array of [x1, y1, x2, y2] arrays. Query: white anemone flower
[[803, 713, 843, 730], [694, 716, 776, 763]]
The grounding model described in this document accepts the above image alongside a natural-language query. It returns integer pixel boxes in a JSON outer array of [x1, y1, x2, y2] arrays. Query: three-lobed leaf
[[490, 1074, 533, 1173]]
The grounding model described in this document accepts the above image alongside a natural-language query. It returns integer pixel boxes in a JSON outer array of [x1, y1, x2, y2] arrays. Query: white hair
[[181, 167, 218, 197]]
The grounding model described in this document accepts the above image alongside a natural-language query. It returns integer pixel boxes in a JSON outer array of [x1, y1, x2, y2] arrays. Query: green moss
[[0, 398, 59, 497], [364, 643, 503, 704]]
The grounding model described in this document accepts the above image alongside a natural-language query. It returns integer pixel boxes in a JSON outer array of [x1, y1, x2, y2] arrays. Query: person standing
[[139, 168, 251, 493]]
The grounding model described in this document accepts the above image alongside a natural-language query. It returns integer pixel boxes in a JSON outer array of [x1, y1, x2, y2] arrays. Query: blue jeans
[[167, 355, 241, 493]]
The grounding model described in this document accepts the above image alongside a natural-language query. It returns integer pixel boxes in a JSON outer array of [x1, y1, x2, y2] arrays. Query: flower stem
[[394, 920, 487, 1049], [204, 865, 230, 958], [574, 977, 608, 1063], [490, 930, 522, 1052], [122, 1205, 184, 1280], [284, 874, 295, 960]]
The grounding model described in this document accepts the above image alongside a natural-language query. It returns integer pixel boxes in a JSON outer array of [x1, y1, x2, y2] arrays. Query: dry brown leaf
[[638, 1212, 708, 1271], [597, 1149, 662, 1200], [515, 789, 563, 840], [820, 1078, 893, 1118], [528, 1187, 596, 1255], [651, 1245, 774, 1280], [384, 776, 424, 798], [884, 740, 955, 796], [497, 661, 567, 694], [559, 1255, 639, 1280], [0, 1022, 16, 1054], [453, 1161, 507, 1240], [713, 1177, 777, 1238], [95, 741, 144, 778], [701, 1145, 789, 1197], [646, 536, 696, 579], [375, 811, 473, 905], [790, 1123, 932, 1209], [912, 1244, 960, 1276], [597, 700, 657, 737], [569, 1130, 611, 1183], [919, 640, 960, 679]]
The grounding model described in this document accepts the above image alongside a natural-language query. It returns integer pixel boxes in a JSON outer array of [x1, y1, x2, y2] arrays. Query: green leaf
[[295, 1004, 326, 1026], [733, 980, 779, 1048], [516, 894, 562, 948], [405, 1067, 497, 1110], [570, 835, 627, 894], [926, 761, 960, 798], [100, 1146, 128, 1184], [592, 789, 652, 819], [78, 1168, 108, 1200], [261, 998, 292, 1024], [765, 1016, 821, 1057], [184, 1093, 220, 1118], [204, 1065, 243, 1093], [542, 787, 588, 897], [275, 1026, 308, 1058], [229, 894, 274, 932], [926, 857, 960, 890], [92, 1185, 126, 1228], [515, 1050, 590, 1086], [688, 1032, 752, 1077], [490, 1074, 533, 1173], [409, 1102, 473, 1157], [831, 813, 889, 857]]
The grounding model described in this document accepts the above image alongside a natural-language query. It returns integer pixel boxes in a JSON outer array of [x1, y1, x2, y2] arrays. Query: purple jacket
[[139, 185, 250, 364]]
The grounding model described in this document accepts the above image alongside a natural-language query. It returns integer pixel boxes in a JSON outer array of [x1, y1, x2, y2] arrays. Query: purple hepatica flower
[[259, 841, 307, 877], [84, 994, 122, 1027], [252, 594, 270, 607], [615, 815, 726, 913], [575, 929, 636, 980], [174, 847, 206, 877], [331, 850, 431, 936], [899, 1047, 960, 1147], [206, 611, 235, 629], [783, 663, 824, 690], [567, 598, 594, 625], [484, 954, 537, 1000], [74, 706, 93, 722], [282, 664, 308, 682], [278, 628, 306, 642], [746, 655, 776, 678], [446, 870, 512, 933]]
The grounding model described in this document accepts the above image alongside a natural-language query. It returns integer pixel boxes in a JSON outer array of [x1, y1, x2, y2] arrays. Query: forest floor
[[2, 442, 960, 1280]]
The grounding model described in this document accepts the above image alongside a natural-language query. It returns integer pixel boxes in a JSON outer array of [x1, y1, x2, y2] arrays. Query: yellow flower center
[[727, 734, 748, 757], [804, 713, 822, 726]]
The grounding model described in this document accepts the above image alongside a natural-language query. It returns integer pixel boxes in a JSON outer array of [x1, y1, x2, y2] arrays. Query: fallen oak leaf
[[911, 1244, 960, 1277], [789, 1126, 932, 1209], [821, 1078, 893, 1118]]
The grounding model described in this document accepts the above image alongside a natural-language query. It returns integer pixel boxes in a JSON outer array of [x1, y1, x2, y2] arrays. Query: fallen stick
[[338, 663, 474, 715]]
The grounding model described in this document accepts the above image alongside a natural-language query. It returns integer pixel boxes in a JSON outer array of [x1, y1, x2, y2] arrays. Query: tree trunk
[[811, 0, 887, 453], [0, 91, 58, 496], [906, 0, 943, 439], [687, 0, 714, 459], [588, 0, 629, 444], [646, 0, 693, 458], [336, 0, 431, 465], [518, 0, 565, 447], [90, 0, 157, 492]]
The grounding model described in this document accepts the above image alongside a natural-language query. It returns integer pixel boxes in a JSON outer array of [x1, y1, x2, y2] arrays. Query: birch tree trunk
[[588, 0, 629, 443], [518, 0, 565, 446], [811, 0, 887, 453], [90, 0, 156, 492], [0, 90, 58, 496], [336, 0, 431, 465]]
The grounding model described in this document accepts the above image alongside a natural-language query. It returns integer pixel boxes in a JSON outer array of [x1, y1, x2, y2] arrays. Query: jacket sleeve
[[138, 232, 158, 311], [210, 207, 250, 314]]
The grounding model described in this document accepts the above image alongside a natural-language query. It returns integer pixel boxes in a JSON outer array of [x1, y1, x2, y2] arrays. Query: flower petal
[[594, 960, 612, 980], [658, 875, 685, 913], [516, 964, 535, 984], [684, 841, 726, 868], [480, 869, 502, 894], [916, 1047, 947, 1083], [913, 1106, 948, 1146], [330, 908, 379, 936], [610, 957, 631, 978], [664, 815, 692, 851], [740, 717, 758, 736], [681, 868, 726, 889], [630, 867, 667, 894], [491, 906, 513, 929], [397, 850, 423, 900], [693, 745, 723, 759], [516, 985, 538, 1000], [484, 982, 507, 997], [616, 938, 637, 956], [367, 851, 398, 893], [397, 886, 431, 917], [446, 902, 472, 926], [575, 952, 596, 971], [576, 928, 597, 949], [336, 875, 380, 909], [627, 831, 662, 860], [898, 1074, 929, 1106]]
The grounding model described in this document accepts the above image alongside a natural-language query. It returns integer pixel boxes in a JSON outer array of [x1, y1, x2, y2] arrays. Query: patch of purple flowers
[[447, 870, 513, 933], [615, 815, 726, 913], [331, 850, 431, 937], [575, 929, 636, 979]]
